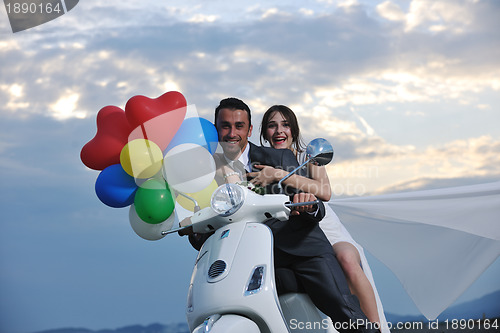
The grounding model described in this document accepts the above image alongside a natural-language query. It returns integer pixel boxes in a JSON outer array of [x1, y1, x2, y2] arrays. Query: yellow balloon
[[120, 139, 163, 179], [176, 179, 218, 211]]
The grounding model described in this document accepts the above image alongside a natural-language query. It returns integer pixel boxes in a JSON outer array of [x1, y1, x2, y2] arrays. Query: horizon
[[27, 289, 500, 333]]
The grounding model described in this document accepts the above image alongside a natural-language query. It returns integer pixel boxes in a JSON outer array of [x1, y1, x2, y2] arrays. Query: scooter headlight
[[211, 183, 245, 217]]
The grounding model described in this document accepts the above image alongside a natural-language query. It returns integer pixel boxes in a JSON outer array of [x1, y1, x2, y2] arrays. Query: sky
[[0, 0, 499, 332]]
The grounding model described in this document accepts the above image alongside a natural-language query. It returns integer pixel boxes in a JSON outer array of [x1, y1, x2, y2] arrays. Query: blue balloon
[[165, 117, 218, 154], [95, 164, 138, 208]]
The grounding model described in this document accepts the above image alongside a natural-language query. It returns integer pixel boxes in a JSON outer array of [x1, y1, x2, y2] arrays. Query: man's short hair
[[214, 97, 252, 126]]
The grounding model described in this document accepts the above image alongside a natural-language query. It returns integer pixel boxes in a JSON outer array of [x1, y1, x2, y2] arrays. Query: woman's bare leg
[[333, 241, 380, 325]]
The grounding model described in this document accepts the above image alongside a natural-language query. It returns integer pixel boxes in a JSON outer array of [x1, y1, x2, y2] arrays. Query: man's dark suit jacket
[[189, 142, 330, 254]]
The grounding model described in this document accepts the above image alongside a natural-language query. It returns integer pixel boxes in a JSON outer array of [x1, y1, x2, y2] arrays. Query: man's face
[[216, 108, 253, 160]]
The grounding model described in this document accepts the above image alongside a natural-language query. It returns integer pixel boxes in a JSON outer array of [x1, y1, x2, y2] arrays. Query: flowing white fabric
[[329, 181, 500, 320]]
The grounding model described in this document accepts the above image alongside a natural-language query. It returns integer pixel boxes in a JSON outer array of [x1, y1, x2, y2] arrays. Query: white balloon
[[162, 143, 216, 194], [129, 204, 174, 241]]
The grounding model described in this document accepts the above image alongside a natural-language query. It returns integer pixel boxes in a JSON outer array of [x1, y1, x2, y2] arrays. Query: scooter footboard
[[192, 314, 260, 333], [279, 293, 337, 333]]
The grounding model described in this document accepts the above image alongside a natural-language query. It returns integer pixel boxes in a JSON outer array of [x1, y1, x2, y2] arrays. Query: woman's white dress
[[297, 153, 390, 332]]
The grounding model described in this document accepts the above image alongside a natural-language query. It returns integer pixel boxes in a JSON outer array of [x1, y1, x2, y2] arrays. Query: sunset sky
[[1, 1, 499, 332]]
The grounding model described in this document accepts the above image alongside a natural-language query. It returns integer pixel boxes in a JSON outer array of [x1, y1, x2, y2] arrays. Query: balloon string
[[140, 124, 156, 166]]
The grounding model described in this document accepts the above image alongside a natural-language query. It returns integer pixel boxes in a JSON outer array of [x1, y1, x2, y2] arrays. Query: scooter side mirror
[[277, 138, 334, 190], [305, 138, 334, 166]]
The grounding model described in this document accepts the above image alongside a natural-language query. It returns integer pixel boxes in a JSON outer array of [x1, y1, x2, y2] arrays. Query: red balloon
[[125, 91, 187, 128], [80, 106, 133, 170], [125, 91, 187, 150]]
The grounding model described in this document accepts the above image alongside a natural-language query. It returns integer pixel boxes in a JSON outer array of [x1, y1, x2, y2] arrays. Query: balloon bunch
[[81, 91, 219, 240]]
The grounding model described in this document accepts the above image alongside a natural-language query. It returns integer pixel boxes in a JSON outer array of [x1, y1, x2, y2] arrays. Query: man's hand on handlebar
[[291, 192, 318, 216], [178, 217, 194, 236]]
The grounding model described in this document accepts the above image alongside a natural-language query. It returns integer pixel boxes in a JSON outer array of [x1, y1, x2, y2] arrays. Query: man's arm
[[179, 153, 227, 251], [177, 217, 214, 251]]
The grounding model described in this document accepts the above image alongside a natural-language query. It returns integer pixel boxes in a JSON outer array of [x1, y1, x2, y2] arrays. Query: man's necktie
[[231, 160, 247, 181]]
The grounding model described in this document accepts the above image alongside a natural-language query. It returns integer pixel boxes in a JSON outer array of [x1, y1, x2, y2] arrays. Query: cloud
[[327, 135, 500, 196], [376, 1, 406, 22], [4, 1, 498, 110], [49, 91, 86, 120], [188, 14, 218, 23], [376, 0, 500, 36], [404, 0, 476, 33], [0, 0, 498, 193]]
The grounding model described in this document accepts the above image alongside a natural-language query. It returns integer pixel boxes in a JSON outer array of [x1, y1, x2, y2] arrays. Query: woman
[[248, 105, 386, 328]]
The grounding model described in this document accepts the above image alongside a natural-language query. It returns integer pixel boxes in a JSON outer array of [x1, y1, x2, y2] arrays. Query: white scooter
[[164, 139, 337, 333]]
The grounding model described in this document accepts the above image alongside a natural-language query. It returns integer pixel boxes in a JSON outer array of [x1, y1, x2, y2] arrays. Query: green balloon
[[134, 179, 175, 224]]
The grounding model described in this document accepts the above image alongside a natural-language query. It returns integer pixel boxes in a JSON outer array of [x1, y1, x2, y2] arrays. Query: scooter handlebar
[[284, 199, 320, 208]]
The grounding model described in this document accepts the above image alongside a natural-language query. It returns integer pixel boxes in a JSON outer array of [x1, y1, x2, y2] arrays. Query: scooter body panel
[[186, 222, 289, 333], [183, 184, 336, 333]]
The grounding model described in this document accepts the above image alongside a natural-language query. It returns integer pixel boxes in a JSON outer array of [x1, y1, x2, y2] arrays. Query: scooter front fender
[[192, 314, 260, 333]]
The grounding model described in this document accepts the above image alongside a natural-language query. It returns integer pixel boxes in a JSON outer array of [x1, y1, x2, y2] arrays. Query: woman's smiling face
[[265, 111, 293, 150]]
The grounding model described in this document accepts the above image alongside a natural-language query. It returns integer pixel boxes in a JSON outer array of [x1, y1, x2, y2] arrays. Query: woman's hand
[[248, 164, 288, 187], [220, 165, 242, 183]]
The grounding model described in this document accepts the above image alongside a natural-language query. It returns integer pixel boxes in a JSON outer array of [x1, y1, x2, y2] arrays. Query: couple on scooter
[[184, 97, 381, 333]]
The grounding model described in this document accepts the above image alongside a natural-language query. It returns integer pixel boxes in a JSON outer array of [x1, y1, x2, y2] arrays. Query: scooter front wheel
[[192, 314, 260, 333]]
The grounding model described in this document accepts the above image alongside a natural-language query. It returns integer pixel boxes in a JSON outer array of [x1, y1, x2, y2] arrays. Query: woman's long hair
[[259, 105, 306, 157]]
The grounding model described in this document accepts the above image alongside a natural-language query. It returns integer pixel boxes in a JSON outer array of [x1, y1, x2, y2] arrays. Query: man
[[187, 97, 377, 333]]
